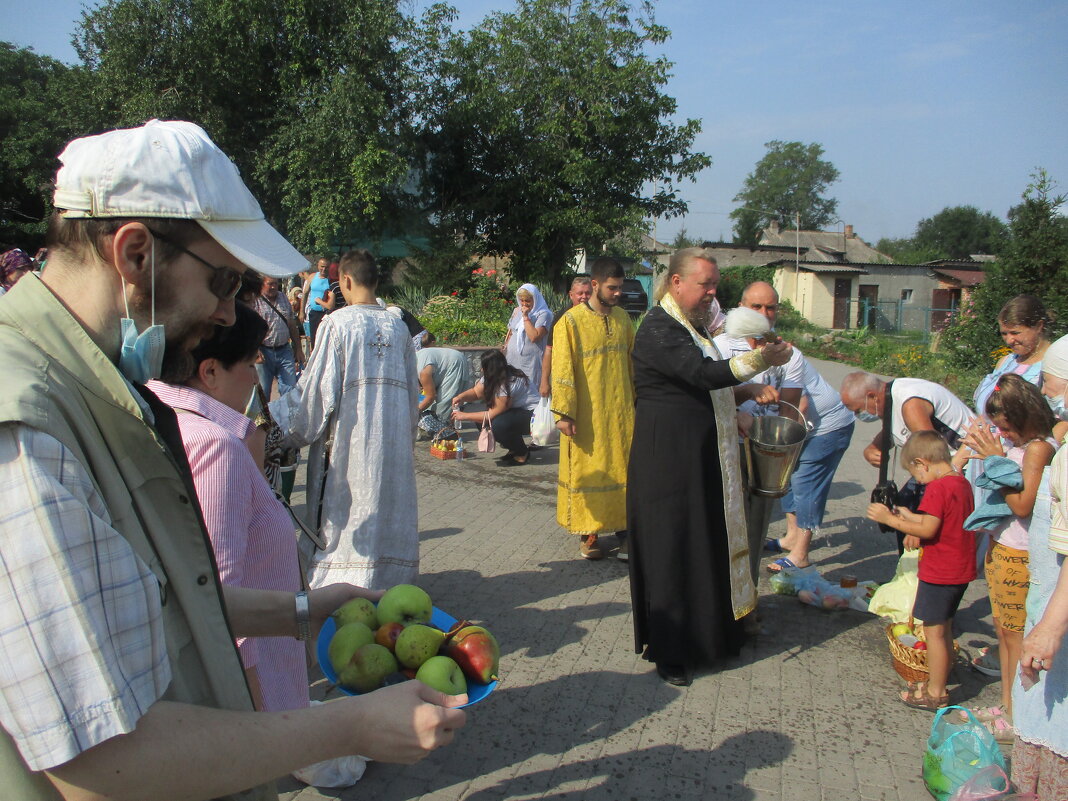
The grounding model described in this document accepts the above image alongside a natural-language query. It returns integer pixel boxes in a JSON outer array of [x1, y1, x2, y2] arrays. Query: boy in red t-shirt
[[867, 430, 976, 710]]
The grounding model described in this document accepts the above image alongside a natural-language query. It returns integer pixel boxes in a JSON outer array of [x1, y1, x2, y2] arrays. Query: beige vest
[[0, 275, 275, 800]]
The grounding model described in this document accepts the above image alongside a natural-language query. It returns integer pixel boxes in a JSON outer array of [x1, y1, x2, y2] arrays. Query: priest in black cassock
[[626, 248, 793, 686]]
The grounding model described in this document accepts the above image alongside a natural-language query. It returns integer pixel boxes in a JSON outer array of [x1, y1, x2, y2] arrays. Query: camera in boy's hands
[[870, 480, 899, 532]]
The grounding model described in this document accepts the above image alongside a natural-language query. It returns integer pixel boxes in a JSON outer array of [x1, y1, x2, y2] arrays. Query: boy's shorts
[[985, 541, 1029, 632], [913, 580, 969, 625]]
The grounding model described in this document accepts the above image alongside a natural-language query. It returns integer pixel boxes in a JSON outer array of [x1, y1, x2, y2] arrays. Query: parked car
[[620, 278, 649, 316]]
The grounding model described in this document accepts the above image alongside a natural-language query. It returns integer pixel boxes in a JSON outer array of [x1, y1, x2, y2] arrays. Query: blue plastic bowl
[[317, 606, 497, 707]]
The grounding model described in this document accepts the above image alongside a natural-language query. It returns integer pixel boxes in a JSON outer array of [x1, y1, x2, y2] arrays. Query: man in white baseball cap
[[0, 120, 465, 801]]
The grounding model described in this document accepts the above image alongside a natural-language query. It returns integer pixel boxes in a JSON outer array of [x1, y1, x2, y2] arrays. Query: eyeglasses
[[146, 228, 243, 301]]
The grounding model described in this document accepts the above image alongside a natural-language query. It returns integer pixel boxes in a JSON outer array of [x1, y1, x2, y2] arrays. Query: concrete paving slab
[[278, 355, 1005, 800]]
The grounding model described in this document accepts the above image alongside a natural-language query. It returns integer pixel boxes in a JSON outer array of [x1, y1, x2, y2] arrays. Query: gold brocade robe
[[551, 304, 636, 535]]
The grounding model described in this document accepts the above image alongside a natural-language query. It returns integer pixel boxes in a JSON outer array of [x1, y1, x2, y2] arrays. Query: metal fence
[[841, 299, 958, 341]]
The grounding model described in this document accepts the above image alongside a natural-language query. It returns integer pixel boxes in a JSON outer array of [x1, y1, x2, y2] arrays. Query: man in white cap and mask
[[0, 121, 465, 801]]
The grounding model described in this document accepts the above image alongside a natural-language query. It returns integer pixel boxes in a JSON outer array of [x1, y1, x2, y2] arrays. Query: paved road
[[280, 356, 1002, 801]]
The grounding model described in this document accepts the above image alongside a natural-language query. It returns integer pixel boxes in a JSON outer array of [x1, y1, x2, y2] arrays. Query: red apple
[[913, 641, 927, 651], [375, 622, 405, 652]]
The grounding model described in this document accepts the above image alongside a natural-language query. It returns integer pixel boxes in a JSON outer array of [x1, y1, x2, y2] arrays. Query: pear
[[328, 622, 374, 676], [333, 597, 379, 630], [443, 621, 500, 684], [394, 624, 446, 669], [338, 643, 398, 693]]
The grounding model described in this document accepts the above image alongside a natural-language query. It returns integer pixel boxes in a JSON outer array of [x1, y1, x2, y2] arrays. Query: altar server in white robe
[[272, 248, 420, 590]]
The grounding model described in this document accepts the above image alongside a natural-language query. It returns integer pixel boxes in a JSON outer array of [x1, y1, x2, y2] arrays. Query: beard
[[596, 287, 619, 308], [127, 271, 217, 383]]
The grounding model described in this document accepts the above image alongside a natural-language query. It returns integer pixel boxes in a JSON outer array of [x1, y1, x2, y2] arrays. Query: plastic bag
[[291, 703, 369, 787], [924, 706, 1008, 801], [868, 549, 920, 623], [531, 396, 559, 447], [948, 764, 1036, 800]]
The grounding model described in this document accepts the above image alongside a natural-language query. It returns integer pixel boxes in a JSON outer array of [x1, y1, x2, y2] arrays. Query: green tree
[[943, 170, 1068, 371], [913, 205, 1008, 259], [415, 0, 710, 286], [0, 43, 96, 246], [75, 0, 422, 251], [875, 236, 941, 264], [670, 226, 700, 249], [730, 140, 840, 243]]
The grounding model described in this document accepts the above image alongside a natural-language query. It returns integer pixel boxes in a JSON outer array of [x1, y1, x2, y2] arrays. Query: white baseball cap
[[53, 119, 305, 277]]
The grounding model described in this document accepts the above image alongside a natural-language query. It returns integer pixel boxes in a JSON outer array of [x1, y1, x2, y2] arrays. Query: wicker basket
[[429, 444, 457, 460], [885, 620, 960, 683]]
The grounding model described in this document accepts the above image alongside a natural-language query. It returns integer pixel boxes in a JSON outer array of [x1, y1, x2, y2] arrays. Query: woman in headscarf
[[503, 283, 551, 410], [1010, 333, 1068, 801], [0, 248, 33, 295]]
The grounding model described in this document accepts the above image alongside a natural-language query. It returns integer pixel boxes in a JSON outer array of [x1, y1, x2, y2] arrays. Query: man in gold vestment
[[552, 256, 636, 560]]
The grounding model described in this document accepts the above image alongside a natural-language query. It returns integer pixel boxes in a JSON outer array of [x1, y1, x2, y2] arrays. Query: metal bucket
[[743, 400, 811, 498]]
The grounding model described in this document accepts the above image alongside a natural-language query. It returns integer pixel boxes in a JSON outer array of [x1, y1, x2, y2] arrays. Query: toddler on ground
[[868, 430, 976, 710]]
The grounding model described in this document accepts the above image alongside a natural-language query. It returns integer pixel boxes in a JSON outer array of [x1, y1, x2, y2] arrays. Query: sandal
[[766, 556, 810, 573], [958, 705, 1007, 725], [985, 716, 1015, 745], [763, 538, 785, 554], [900, 684, 949, 711]]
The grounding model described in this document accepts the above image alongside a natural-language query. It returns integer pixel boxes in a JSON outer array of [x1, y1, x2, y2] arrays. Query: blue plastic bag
[[924, 706, 1008, 801]]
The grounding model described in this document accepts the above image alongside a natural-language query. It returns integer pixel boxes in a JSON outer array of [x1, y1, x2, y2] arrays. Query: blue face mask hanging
[[118, 238, 166, 384], [1046, 391, 1068, 421]]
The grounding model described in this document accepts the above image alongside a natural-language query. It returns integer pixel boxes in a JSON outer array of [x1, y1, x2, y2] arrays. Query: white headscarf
[[1043, 334, 1068, 380], [509, 283, 552, 354], [724, 307, 771, 339]]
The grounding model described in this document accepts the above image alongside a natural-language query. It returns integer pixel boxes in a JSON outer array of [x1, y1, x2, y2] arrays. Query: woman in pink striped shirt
[[149, 304, 308, 713]]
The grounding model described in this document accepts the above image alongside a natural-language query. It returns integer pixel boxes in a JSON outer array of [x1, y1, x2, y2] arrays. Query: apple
[[444, 623, 500, 684], [377, 584, 433, 627], [415, 655, 467, 696], [890, 623, 912, 638], [395, 624, 446, 669], [375, 622, 405, 652], [913, 641, 927, 651], [333, 597, 378, 630], [328, 622, 375, 676], [338, 643, 398, 693]]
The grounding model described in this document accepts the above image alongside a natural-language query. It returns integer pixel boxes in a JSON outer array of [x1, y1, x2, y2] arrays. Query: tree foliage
[[0, 43, 96, 247], [74, 0, 419, 252], [943, 170, 1068, 371], [913, 205, 1007, 259], [416, 0, 710, 285], [730, 140, 840, 245]]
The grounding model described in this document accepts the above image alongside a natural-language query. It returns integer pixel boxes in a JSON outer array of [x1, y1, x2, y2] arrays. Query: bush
[[717, 264, 776, 310], [422, 315, 507, 346]]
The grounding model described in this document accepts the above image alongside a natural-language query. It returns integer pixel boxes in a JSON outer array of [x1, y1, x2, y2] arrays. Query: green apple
[[890, 623, 912, 638], [377, 584, 433, 627], [395, 624, 446, 669], [415, 655, 468, 696], [338, 643, 398, 693], [328, 622, 375, 676], [333, 597, 379, 630]]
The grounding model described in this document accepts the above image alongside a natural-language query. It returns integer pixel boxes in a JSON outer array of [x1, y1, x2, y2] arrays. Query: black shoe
[[656, 662, 692, 686]]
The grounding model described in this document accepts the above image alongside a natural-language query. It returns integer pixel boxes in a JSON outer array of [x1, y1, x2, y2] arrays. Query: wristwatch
[[294, 591, 310, 641]]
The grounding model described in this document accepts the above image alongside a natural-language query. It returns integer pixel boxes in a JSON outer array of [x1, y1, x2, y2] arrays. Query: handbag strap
[[482, 412, 491, 431], [878, 380, 895, 486]]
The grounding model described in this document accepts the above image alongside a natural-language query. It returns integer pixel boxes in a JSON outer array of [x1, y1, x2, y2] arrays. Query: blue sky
[[4, 0, 1066, 246]]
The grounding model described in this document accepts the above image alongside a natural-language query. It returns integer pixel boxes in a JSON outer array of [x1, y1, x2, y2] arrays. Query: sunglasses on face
[[145, 229, 243, 301]]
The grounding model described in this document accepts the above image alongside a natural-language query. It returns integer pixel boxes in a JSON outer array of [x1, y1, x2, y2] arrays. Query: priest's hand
[[557, 417, 576, 437]]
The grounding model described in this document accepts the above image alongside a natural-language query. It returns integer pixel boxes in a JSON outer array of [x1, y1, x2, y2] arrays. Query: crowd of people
[[0, 119, 1065, 801]]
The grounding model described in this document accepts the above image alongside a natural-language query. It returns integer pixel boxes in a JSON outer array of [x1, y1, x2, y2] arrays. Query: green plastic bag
[[924, 706, 1007, 800]]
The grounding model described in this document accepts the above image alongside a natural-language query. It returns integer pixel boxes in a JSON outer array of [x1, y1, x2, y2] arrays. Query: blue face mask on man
[[854, 394, 880, 424], [118, 239, 166, 384]]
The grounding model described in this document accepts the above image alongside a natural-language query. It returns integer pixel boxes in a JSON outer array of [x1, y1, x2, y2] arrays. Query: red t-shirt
[[916, 473, 977, 584]]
